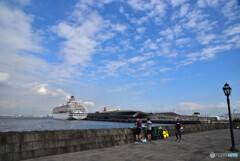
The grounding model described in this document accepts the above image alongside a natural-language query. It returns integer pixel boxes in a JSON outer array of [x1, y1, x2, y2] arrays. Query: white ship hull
[[53, 112, 88, 120]]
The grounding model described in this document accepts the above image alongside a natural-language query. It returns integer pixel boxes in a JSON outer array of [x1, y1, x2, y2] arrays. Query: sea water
[[0, 117, 170, 132]]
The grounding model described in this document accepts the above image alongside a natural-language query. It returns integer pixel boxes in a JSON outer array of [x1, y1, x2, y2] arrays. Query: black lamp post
[[222, 83, 238, 151]]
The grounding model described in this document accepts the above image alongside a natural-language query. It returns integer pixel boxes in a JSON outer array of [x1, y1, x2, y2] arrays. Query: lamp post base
[[230, 147, 239, 152]]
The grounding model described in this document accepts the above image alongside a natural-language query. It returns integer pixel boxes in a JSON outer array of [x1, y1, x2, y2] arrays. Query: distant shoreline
[[0, 115, 52, 118]]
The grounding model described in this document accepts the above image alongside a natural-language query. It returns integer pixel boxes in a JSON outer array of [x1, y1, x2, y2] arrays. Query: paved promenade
[[25, 129, 240, 161]]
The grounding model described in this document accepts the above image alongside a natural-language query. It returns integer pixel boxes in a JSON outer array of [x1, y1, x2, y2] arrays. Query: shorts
[[135, 128, 141, 135], [147, 129, 152, 134]]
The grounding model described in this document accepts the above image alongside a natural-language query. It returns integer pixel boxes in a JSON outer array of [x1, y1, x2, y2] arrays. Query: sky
[[0, 0, 240, 116]]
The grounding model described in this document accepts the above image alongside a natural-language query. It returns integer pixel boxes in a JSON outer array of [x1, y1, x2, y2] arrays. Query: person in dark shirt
[[135, 117, 142, 143], [175, 118, 182, 141]]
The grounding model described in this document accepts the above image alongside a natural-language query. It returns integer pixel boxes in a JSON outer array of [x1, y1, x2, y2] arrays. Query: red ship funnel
[[104, 107, 107, 111], [69, 96, 75, 102]]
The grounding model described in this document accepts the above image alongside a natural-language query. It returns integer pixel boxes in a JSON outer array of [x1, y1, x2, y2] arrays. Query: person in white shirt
[[145, 118, 152, 141]]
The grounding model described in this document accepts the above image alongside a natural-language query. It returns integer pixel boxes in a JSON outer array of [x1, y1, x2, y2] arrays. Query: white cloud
[[100, 52, 156, 77], [127, 0, 152, 11], [126, 0, 167, 24], [0, 3, 42, 52], [171, 0, 187, 7], [197, 32, 216, 45], [179, 102, 205, 110], [156, 38, 163, 42], [139, 60, 155, 70], [160, 25, 182, 40], [148, 1, 166, 19], [222, 0, 240, 23], [137, 27, 146, 34], [73, 0, 117, 13], [53, 1, 127, 65], [102, 60, 128, 76], [127, 15, 149, 25], [52, 14, 102, 65], [0, 81, 71, 114], [135, 35, 141, 40], [143, 39, 158, 50], [0, 100, 16, 109], [128, 56, 148, 63], [159, 67, 171, 72], [0, 4, 73, 84], [160, 42, 171, 54], [119, 6, 124, 13], [0, 46, 82, 84], [119, 39, 134, 50], [226, 35, 240, 48], [161, 78, 173, 82], [197, 20, 216, 32], [178, 102, 226, 111], [149, 42, 158, 50], [175, 38, 190, 46], [224, 24, 240, 36], [183, 9, 206, 30], [109, 84, 137, 92], [83, 101, 95, 106], [38, 87, 47, 94], [180, 44, 232, 67], [173, 25, 183, 37], [200, 44, 232, 60], [197, 0, 219, 8], [160, 28, 174, 40], [111, 23, 127, 33], [24, 82, 69, 97], [168, 51, 178, 57], [179, 3, 189, 17], [0, 72, 9, 83], [155, 101, 240, 115]]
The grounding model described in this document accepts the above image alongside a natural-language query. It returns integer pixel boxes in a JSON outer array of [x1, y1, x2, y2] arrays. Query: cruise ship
[[52, 96, 88, 120]]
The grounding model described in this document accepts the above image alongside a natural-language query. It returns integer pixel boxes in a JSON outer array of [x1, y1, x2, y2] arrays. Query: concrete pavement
[[25, 129, 240, 161]]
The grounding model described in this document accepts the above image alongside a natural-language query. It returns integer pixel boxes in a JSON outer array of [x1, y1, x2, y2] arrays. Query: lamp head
[[223, 83, 231, 96]]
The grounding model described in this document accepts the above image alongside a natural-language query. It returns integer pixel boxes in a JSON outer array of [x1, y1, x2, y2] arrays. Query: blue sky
[[0, 0, 240, 116]]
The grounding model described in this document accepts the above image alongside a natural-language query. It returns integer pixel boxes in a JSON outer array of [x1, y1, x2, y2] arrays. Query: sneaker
[[176, 139, 179, 141], [134, 141, 139, 144]]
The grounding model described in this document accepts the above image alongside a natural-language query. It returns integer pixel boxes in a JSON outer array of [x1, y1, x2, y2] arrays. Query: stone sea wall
[[0, 123, 229, 161]]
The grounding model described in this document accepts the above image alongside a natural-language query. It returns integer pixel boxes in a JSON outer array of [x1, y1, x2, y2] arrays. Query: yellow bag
[[163, 130, 169, 138]]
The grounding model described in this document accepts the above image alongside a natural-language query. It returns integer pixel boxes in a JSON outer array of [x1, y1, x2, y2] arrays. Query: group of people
[[135, 117, 182, 143], [135, 118, 152, 143]]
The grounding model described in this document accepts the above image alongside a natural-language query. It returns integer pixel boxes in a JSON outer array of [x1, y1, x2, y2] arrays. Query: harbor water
[[0, 117, 170, 132]]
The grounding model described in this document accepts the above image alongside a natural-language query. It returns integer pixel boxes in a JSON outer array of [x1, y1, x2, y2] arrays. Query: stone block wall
[[0, 123, 229, 161], [162, 123, 229, 137], [0, 128, 135, 161]]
